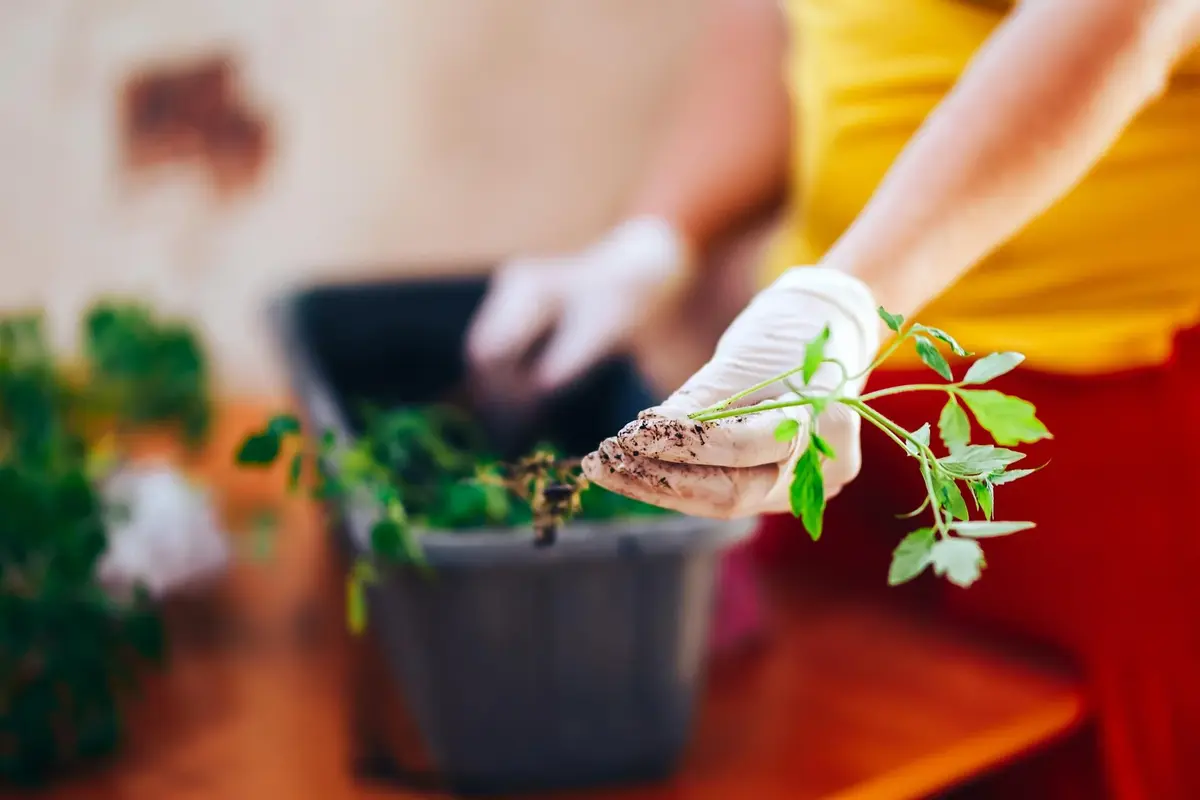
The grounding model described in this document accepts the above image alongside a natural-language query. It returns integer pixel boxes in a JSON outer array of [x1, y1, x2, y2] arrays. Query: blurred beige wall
[[0, 0, 701, 395]]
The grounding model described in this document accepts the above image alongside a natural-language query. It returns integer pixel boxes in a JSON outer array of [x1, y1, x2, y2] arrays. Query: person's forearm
[[822, 0, 1200, 319], [625, 0, 790, 258]]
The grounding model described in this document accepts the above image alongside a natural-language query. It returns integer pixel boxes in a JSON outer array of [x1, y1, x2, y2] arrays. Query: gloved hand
[[466, 216, 692, 392], [582, 266, 882, 518]]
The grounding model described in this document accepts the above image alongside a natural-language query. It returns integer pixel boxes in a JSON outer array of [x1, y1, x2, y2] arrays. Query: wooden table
[[6, 403, 1086, 800]]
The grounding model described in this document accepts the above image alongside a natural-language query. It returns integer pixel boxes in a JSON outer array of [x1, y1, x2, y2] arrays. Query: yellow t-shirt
[[764, 0, 1200, 374]]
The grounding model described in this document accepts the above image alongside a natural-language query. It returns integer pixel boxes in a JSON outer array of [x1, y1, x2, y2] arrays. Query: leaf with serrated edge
[[889, 528, 935, 586], [790, 446, 825, 540], [959, 389, 1051, 445], [915, 336, 953, 380], [938, 398, 971, 453], [939, 444, 1024, 477], [930, 538, 985, 588], [905, 422, 931, 454]]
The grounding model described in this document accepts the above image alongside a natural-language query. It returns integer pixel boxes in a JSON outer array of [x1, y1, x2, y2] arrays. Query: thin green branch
[[859, 384, 959, 402], [843, 400, 911, 453], [691, 396, 824, 423], [691, 364, 810, 416]]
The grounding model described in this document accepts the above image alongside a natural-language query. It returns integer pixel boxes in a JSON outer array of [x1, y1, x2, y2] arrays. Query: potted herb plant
[[0, 301, 218, 787], [236, 276, 753, 795], [235, 275, 1050, 795]]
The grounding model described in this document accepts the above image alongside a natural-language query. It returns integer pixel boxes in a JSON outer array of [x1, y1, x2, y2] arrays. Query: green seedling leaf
[[370, 519, 406, 559], [287, 451, 304, 492], [934, 474, 969, 520], [913, 324, 970, 357], [930, 537, 985, 588], [236, 432, 280, 465], [802, 325, 831, 384], [774, 418, 801, 442], [915, 336, 953, 380], [939, 444, 1024, 478], [789, 445, 825, 541], [962, 352, 1025, 385], [810, 432, 836, 459], [346, 575, 367, 635], [990, 467, 1038, 485], [938, 398, 971, 453], [912, 423, 931, 447], [889, 527, 936, 586], [267, 413, 301, 437], [878, 307, 904, 333], [969, 480, 994, 520], [904, 423, 931, 456], [958, 389, 1051, 445], [951, 520, 1035, 538]]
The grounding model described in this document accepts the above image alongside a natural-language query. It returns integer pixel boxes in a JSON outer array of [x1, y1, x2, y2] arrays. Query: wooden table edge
[[825, 693, 1089, 800]]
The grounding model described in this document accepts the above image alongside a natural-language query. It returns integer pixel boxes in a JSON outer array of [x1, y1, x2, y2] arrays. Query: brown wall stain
[[121, 55, 271, 195]]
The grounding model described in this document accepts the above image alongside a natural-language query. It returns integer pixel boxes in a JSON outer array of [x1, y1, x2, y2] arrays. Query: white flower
[[97, 462, 230, 599]]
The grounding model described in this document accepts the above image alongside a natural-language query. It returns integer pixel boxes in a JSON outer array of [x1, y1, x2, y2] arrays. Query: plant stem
[[918, 454, 949, 538], [859, 384, 958, 402], [853, 330, 912, 381], [840, 398, 947, 536], [692, 396, 823, 423], [692, 364, 811, 416], [693, 356, 859, 421], [843, 400, 911, 452]]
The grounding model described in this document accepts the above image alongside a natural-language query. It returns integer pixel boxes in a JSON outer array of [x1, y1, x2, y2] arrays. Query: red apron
[[748, 327, 1200, 800]]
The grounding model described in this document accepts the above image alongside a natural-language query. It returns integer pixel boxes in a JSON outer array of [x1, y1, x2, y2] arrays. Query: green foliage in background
[[0, 303, 209, 786], [237, 403, 672, 633], [83, 302, 211, 446]]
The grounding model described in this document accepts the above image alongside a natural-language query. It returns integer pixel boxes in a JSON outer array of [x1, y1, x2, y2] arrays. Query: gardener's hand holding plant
[[582, 267, 880, 519], [467, 216, 692, 392]]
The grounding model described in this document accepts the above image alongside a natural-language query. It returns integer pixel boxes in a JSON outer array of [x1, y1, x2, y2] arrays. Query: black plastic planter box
[[271, 275, 752, 795]]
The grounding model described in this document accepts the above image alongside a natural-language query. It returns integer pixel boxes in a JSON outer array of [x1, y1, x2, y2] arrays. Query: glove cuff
[[770, 265, 883, 371]]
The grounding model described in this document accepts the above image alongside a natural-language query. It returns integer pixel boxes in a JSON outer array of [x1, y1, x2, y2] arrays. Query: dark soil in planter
[[271, 275, 751, 795]]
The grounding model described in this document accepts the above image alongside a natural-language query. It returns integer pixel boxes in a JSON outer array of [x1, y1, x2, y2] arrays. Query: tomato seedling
[[687, 307, 1050, 589]]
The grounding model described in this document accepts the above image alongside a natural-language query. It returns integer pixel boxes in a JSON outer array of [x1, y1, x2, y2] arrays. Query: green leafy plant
[[235, 404, 672, 632], [82, 301, 211, 446], [688, 307, 1051, 589], [0, 303, 210, 786]]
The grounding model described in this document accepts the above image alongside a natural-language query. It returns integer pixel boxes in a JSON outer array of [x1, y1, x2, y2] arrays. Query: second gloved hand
[[582, 266, 882, 519], [466, 216, 692, 392]]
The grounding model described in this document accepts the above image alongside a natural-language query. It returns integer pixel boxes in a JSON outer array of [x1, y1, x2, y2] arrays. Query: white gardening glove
[[97, 462, 231, 600], [466, 216, 692, 391], [582, 266, 881, 518]]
